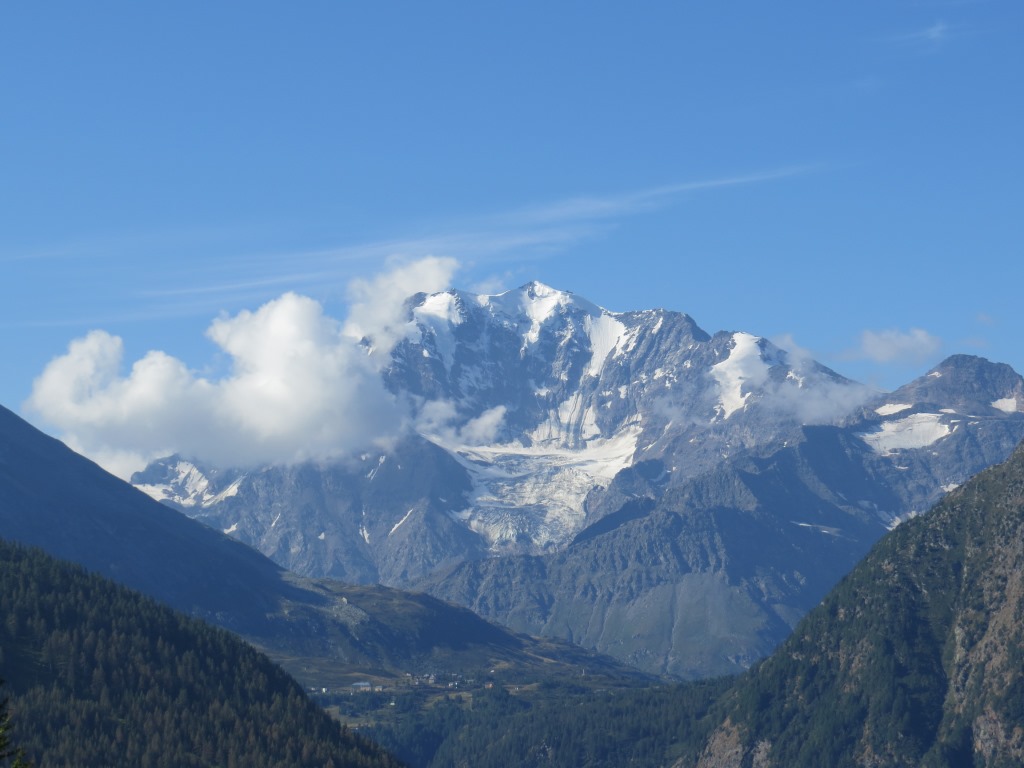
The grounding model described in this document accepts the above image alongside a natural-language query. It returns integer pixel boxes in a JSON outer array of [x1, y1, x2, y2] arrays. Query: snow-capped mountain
[[383, 282, 862, 553], [137, 282, 865, 563], [133, 283, 1024, 677]]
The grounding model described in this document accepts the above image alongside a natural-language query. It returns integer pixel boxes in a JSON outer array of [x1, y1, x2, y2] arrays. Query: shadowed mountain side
[[0, 404, 649, 688], [0, 404, 294, 631]]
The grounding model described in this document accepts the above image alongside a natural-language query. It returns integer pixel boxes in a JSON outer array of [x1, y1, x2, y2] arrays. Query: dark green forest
[[0, 539, 401, 768], [0, 682, 29, 768], [698, 438, 1024, 767], [366, 678, 728, 768]]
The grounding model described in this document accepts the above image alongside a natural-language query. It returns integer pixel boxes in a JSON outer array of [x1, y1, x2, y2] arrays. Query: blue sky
[[2, 2, 1022, 465]]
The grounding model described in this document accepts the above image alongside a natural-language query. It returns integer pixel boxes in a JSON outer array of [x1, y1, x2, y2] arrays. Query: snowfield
[[711, 333, 770, 419]]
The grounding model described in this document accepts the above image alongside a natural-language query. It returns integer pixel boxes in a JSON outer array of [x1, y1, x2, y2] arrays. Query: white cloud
[[458, 406, 508, 445], [27, 258, 458, 479], [767, 335, 874, 423], [343, 255, 458, 361], [413, 400, 508, 446], [853, 328, 942, 364], [765, 375, 874, 425], [772, 334, 816, 368]]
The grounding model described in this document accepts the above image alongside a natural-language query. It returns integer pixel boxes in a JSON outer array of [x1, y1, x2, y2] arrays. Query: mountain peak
[[520, 280, 561, 298], [473, 281, 606, 323], [887, 354, 1024, 415]]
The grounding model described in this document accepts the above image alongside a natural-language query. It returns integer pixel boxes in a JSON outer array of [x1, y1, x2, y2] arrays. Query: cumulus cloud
[[344, 255, 458, 360], [852, 328, 942, 364], [27, 259, 458, 479]]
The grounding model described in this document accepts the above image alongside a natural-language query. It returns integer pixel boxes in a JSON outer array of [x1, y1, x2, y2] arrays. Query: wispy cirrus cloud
[[121, 165, 816, 316], [8, 166, 816, 328], [491, 166, 817, 226], [846, 328, 943, 364], [879, 20, 955, 50]]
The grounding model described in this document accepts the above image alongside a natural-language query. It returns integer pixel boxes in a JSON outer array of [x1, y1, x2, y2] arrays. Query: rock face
[[134, 435, 480, 585], [689, 439, 1024, 767], [132, 282, 1024, 677]]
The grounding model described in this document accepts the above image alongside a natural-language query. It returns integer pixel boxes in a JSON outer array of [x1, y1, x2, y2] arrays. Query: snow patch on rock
[[875, 403, 912, 416], [135, 461, 242, 508], [584, 313, 627, 378], [711, 333, 770, 419], [411, 293, 463, 369], [389, 508, 415, 537], [992, 397, 1019, 414], [859, 413, 951, 455]]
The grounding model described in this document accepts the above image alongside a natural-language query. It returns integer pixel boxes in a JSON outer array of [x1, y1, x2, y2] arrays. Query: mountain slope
[[418, 430, 890, 678], [368, 439, 1024, 767], [692, 438, 1024, 767], [0, 539, 400, 768], [0, 403, 647, 689]]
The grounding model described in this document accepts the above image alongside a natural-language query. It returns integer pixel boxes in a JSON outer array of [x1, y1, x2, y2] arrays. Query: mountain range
[[0, 402, 647, 690], [131, 282, 1024, 677]]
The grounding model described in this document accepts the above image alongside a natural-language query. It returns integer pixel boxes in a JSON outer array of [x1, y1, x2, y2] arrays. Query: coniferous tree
[[0, 681, 30, 768]]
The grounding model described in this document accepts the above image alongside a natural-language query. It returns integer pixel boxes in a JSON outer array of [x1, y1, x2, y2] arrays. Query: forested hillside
[[0, 539, 400, 768], [694, 438, 1024, 767]]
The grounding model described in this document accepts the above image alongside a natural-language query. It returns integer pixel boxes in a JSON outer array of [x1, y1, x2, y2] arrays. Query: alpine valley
[[131, 282, 1024, 679]]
